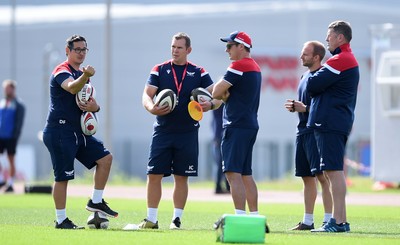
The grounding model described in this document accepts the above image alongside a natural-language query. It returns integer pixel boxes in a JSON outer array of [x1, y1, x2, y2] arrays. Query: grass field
[[0, 184, 399, 245]]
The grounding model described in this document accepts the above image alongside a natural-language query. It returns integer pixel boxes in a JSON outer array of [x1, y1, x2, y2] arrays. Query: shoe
[[290, 222, 314, 230], [311, 218, 350, 232], [265, 223, 270, 233], [55, 218, 84, 229], [138, 218, 159, 229], [86, 199, 118, 217], [170, 217, 181, 229], [343, 222, 351, 232], [4, 185, 14, 193], [0, 181, 5, 189], [213, 217, 223, 230]]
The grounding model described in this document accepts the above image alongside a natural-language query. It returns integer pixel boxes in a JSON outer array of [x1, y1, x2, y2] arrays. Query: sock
[[147, 208, 158, 223], [91, 189, 103, 204], [0, 171, 4, 182], [302, 213, 314, 226], [324, 213, 332, 223], [7, 177, 14, 186], [56, 209, 67, 224], [249, 211, 259, 215], [235, 209, 246, 215], [173, 208, 184, 220]]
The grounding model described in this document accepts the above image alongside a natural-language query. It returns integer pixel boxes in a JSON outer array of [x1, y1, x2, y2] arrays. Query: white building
[[0, 0, 399, 182]]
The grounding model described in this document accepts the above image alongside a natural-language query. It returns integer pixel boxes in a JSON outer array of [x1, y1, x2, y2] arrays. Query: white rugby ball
[[76, 83, 96, 106], [155, 89, 177, 111], [87, 211, 109, 229], [81, 111, 98, 135], [190, 87, 212, 102]]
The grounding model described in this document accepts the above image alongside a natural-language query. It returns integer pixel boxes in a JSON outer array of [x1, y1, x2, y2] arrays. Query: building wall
[[0, 2, 399, 181]]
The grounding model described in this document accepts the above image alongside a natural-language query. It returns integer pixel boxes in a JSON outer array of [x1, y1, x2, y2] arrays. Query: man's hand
[[82, 65, 95, 77], [78, 96, 99, 112]]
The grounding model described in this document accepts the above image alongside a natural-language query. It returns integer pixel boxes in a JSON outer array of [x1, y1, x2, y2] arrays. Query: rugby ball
[[76, 83, 96, 106], [81, 111, 98, 135], [155, 89, 177, 111], [87, 211, 109, 229], [190, 87, 212, 102]]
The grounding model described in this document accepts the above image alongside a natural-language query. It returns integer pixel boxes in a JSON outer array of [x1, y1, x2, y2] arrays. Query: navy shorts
[[43, 128, 110, 182], [148, 129, 198, 177], [314, 130, 348, 171], [0, 138, 17, 155], [221, 127, 258, 175], [295, 133, 322, 177]]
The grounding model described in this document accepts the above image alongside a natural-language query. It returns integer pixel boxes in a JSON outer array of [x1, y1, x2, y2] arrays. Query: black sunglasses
[[226, 43, 239, 49]]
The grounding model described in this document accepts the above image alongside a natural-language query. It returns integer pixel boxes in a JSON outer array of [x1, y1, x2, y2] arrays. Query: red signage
[[253, 56, 300, 92]]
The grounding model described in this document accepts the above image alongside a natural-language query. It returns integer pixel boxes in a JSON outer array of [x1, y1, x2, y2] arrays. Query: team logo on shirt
[[167, 69, 171, 74], [186, 71, 195, 77], [147, 166, 155, 172]]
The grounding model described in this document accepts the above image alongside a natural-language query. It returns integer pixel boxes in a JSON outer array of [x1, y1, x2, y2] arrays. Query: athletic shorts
[[295, 133, 322, 177], [43, 128, 110, 182], [314, 130, 348, 171], [147, 129, 199, 177], [0, 138, 17, 155], [221, 127, 258, 175]]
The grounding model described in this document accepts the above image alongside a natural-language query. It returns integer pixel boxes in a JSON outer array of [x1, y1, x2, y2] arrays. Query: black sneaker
[[55, 218, 84, 229], [0, 181, 6, 189], [138, 218, 159, 229], [290, 222, 314, 230], [86, 199, 118, 218], [170, 217, 181, 229], [4, 185, 14, 193], [265, 223, 270, 233]]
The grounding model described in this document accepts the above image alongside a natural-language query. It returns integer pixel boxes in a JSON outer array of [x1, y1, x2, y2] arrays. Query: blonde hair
[[2, 79, 17, 89]]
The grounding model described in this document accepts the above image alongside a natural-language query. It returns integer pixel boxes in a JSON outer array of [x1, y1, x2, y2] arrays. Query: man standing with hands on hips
[[307, 21, 359, 233], [213, 31, 268, 232]]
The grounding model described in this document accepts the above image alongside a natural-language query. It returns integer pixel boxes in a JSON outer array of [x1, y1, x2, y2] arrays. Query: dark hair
[[328, 20, 352, 42], [173, 32, 191, 48], [306, 41, 326, 61], [66, 35, 87, 50]]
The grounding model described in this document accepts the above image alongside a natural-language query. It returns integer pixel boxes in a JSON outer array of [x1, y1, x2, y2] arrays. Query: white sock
[[324, 213, 332, 223], [173, 208, 184, 220], [56, 209, 67, 224], [0, 172, 4, 182], [235, 209, 246, 215], [249, 211, 259, 215], [302, 213, 314, 226], [91, 189, 103, 204], [147, 208, 158, 223], [7, 177, 14, 186]]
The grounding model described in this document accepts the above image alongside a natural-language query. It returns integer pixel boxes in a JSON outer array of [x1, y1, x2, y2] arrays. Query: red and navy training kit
[[43, 60, 109, 181], [307, 43, 360, 171], [221, 57, 261, 175], [146, 60, 213, 177]]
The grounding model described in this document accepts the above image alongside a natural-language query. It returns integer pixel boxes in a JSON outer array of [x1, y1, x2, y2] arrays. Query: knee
[[98, 154, 113, 167]]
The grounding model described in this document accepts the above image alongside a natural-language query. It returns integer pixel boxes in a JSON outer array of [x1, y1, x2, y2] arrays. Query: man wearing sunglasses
[[213, 31, 267, 231]]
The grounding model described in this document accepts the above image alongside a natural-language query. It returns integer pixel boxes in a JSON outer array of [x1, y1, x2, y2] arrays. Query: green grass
[[0, 193, 399, 245]]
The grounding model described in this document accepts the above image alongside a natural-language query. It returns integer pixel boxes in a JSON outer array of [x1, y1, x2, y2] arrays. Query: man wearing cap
[[212, 31, 265, 228]]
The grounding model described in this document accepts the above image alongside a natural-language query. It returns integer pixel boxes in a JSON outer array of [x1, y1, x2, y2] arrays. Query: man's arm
[[212, 79, 231, 102], [61, 65, 95, 94], [307, 65, 340, 97], [142, 85, 170, 116], [13, 100, 25, 140]]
